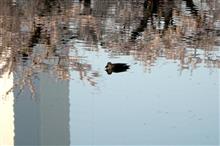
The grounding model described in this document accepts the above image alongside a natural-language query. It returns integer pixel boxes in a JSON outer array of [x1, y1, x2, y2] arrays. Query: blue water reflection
[[70, 43, 219, 145]]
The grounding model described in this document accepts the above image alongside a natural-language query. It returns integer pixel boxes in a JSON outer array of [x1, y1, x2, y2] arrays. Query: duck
[[105, 62, 130, 75]]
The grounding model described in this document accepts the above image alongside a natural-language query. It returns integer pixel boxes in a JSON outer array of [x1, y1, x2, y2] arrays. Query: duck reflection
[[105, 62, 130, 75]]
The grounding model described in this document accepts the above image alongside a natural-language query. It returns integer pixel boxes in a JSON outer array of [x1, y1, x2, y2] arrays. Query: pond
[[0, 0, 219, 145]]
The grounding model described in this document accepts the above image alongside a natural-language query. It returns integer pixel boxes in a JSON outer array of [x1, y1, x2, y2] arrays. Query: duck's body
[[105, 62, 130, 74]]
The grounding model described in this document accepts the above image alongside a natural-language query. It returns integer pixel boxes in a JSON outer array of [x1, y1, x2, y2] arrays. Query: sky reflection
[[70, 43, 219, 145]]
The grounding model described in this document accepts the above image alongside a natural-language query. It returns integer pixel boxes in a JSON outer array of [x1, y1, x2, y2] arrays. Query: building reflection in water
[[0, 0, 71, 144], [14, 71, 70, 145]]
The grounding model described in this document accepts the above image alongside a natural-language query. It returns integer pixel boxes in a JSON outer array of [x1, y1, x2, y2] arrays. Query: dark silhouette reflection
[[29, 25, 42, 47], [130, 0, 154, 40], [131, 0, 199, 40], [183, 0, 198, 16], [38, 0, 63, 16], [105, 62, 130, 75], [80, 0, 92, 15], [84, 0, 91, 7]]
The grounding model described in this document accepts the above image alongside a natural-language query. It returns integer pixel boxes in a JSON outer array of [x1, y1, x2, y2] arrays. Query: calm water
[[0, 0, 219, 145]]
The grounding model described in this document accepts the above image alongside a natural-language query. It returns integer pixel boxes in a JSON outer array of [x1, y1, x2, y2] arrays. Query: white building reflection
[[0, 70, 14, 146]]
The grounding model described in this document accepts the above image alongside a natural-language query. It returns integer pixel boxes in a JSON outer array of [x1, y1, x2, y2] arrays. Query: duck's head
[[105, 62, 113, 70]]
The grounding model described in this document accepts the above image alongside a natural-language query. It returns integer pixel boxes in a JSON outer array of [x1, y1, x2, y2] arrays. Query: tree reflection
[[0, 0, 219, 96]]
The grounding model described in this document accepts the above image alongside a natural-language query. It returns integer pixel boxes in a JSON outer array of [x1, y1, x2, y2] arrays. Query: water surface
[[0, 0, 219, 145]]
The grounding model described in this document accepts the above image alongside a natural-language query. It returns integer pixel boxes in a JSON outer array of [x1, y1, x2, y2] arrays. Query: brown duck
[[105, 62, 130, 75]]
